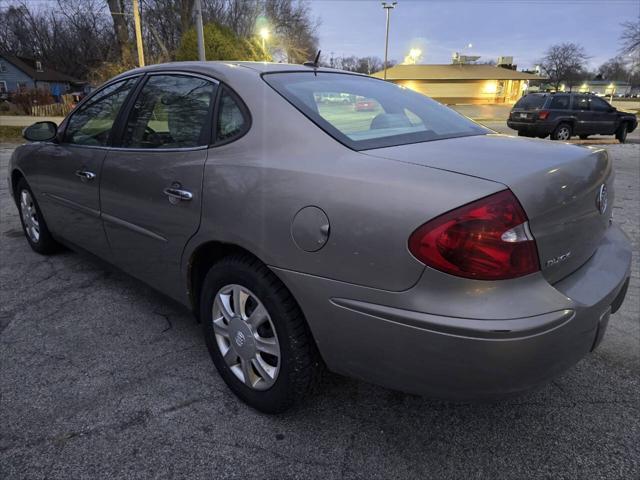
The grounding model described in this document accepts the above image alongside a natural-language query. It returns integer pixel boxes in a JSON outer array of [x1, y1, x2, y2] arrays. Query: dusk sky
[[308, 0, 640, 69]]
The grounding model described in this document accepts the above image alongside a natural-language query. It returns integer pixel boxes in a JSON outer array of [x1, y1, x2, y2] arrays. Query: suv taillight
[[408, 190, 540, 280], [538, 110, 550, 120]]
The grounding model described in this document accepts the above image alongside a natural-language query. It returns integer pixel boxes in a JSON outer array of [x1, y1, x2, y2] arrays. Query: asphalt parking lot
[[1, 138, 638, 479]]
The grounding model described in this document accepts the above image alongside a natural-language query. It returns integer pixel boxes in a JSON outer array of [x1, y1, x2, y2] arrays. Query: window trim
[[0, 80, 7, 93], [109, 71, 219, 151], [211, 83, 252, 148]]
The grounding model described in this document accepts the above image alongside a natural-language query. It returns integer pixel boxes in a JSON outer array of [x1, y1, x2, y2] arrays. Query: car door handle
[[75, 170, 96, 181], [163, 187, 193, 202]]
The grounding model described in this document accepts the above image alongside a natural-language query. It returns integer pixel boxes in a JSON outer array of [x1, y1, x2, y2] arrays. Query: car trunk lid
[[363, 134, 613, 284]]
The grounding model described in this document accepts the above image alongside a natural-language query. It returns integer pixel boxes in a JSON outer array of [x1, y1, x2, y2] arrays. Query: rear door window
[[548, 95, 570, 110], [573, 96, 590, 110], [514, 94, 546, 110]]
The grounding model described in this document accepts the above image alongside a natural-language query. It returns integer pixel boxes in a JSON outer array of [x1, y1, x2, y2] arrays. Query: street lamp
[[260, 27, 270, 61], [382, 2, 397, 80]]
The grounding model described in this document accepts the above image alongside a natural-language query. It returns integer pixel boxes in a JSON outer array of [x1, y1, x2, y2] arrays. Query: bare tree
[[539, 42, 590, 91], [620, 19, 640, 56], [0, 1, 117, 79], [598, 57, 630, 82], [106, 0, 132, 64]]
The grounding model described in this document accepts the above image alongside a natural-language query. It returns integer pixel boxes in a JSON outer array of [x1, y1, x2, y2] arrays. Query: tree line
[[538, 20, 639, 91], [0, 0, 319, 83]]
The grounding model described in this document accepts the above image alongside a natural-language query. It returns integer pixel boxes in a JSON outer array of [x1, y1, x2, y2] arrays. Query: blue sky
[[308, 0, 639, 69]]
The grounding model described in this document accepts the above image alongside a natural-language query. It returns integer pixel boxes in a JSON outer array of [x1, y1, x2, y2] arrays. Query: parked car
[[354, 97, 379, 111], [507, 92, 637, 142], [9, 62, 631, 413]]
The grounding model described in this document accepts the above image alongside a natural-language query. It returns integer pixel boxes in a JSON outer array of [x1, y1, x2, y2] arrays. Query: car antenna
[[303, 50, 322, 74]]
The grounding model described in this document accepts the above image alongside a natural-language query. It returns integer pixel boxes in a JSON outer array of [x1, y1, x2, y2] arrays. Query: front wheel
[[15, 178, 60, 255], [551, 123, 572, 141], [615, 123, 628, 143], [200, 254, 322, 413]]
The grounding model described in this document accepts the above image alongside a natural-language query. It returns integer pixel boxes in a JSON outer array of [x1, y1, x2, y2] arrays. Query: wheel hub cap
[[19, 189, 40, 243], [212, 284, 280, 390]]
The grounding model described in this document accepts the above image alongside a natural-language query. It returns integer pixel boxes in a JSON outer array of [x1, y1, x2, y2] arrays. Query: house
[[371, 64, 545, 104], [0, 53, 82, 99]]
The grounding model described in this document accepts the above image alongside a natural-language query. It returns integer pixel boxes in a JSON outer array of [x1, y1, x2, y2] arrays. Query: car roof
[[110, 61, 358, 84]]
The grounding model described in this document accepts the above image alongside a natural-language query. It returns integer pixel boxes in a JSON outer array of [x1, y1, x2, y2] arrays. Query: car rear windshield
[[514, 94, 547, 110], [263, 72, 489, 150]]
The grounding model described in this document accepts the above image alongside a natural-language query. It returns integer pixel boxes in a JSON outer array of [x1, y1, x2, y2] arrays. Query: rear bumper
[[507, 120, 555, 136], [273, 225, 631, 399]]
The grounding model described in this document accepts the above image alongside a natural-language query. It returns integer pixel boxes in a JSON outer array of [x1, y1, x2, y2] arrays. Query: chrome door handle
[[75, 170, 96, 181], [163, 187, 193, 202]]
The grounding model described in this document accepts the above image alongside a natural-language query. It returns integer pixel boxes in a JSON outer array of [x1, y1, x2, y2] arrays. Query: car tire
[[15, 178, 60, 255], [579, 135, 589, 140], [200, 254, 322, 413], [551, 123, 572, 141], [615, 123, 628, 144]]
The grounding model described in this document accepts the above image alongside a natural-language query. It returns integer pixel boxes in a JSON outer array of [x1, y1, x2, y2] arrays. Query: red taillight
[[538, 110, 550, 120], [408, 190, 540, 280]]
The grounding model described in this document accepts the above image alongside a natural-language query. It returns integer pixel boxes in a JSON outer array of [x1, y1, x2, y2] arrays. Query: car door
[[571, 94, 592, 135], [33, 77, 140, 258], [589, 96, 618, 134], [99, 73, 218, 301]]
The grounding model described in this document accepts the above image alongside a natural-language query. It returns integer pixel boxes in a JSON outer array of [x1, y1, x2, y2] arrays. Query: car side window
[[548, 95, 570, 110], [216, 87, 249, 143], [573, 96, 590, 110], [64, 78, 137, 146], [590, 97, 611, 112], [122, 74, 217, 149]]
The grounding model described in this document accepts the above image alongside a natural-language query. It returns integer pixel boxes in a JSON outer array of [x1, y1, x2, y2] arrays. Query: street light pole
[[382, 2, 397, 80]]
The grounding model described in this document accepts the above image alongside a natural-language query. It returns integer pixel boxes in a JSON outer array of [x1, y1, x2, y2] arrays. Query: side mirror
[[23, 121, 58, 142]]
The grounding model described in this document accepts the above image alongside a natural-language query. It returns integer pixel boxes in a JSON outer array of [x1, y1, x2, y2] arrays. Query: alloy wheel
[[557, 126, 570, 141], [212, 284, 281, 390], [19, 189, 40, 243]]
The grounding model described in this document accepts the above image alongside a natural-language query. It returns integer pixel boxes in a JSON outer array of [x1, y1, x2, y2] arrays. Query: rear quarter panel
[[184, 75, 503, 291]]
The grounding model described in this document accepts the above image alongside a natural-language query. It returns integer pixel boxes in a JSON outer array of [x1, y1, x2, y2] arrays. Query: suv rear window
[[514, 94, 547, 110], [263, 72, 489, 150]]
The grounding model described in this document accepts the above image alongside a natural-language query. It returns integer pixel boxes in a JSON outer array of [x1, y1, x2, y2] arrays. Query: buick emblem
[[596, 184, 608, 215], [235, 331, 246, 347]]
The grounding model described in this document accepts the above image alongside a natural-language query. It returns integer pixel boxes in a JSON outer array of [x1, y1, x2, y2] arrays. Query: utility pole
[[194, 0, 206, 61], [132, 0, 145, 67], [382, 2, 397, 80]]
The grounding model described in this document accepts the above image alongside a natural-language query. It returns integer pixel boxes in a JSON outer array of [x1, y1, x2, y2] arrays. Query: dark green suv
[[507, 92, 636, 143]]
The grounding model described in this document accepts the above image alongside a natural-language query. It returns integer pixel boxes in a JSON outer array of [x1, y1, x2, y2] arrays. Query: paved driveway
[[1, 142, 638, 479]]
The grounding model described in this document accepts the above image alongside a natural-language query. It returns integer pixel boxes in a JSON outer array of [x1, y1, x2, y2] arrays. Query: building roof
[[371, 64, 546, 81], [0, 53, 80, 83]]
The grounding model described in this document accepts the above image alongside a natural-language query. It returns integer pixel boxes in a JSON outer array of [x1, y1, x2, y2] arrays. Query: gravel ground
[[1, 140, 638, 480]]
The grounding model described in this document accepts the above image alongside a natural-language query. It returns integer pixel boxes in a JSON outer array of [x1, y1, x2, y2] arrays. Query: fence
[[30, 102, 75, 117]]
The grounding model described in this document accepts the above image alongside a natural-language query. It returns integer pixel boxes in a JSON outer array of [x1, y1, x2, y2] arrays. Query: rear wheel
[[200, 254, 322, 413], [551, 123, 572, 141], [15, 178, 60, 255], [615, 123, 628, 144]]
